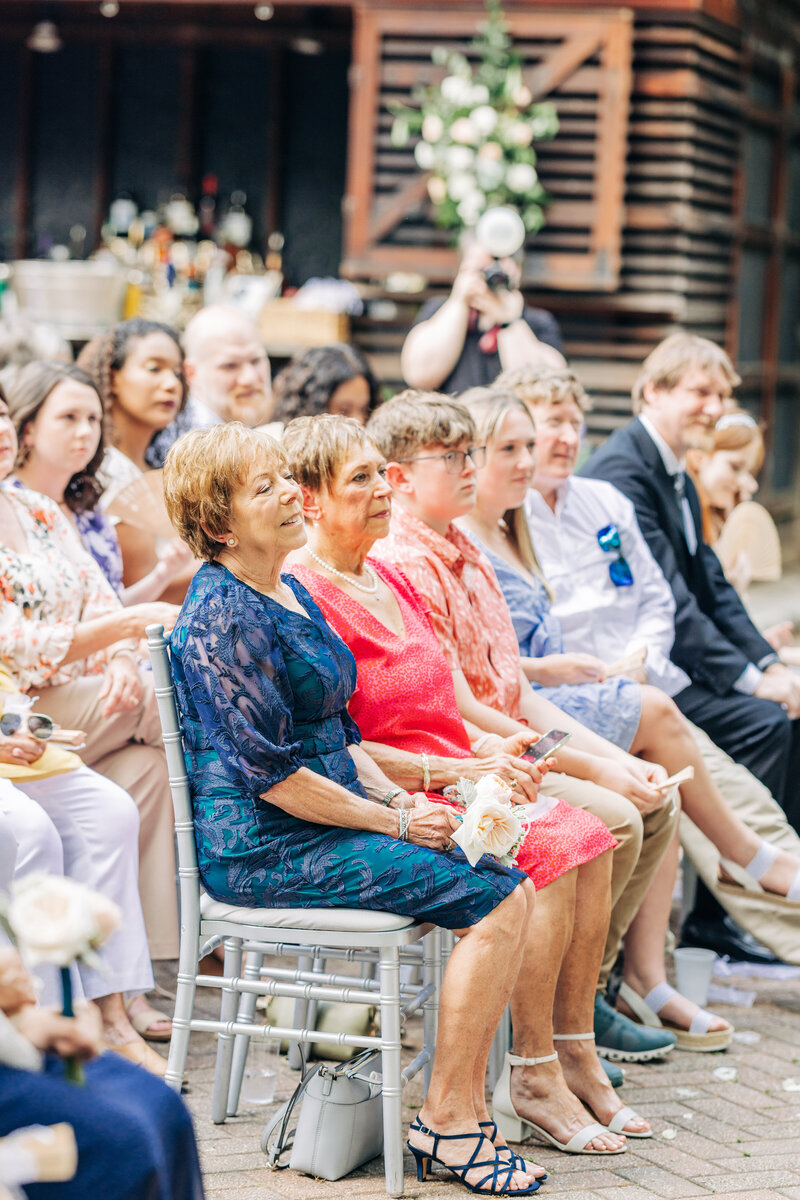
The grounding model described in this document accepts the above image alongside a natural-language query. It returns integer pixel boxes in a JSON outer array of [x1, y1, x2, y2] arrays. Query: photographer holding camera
[[401, 233, 565, 395]]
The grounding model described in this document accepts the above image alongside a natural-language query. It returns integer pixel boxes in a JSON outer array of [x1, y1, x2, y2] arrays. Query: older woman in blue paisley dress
[[163, 423, 549, 1197]]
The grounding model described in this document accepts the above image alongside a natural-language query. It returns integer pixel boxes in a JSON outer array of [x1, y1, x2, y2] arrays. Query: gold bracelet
[[420, 752, 431, 791]]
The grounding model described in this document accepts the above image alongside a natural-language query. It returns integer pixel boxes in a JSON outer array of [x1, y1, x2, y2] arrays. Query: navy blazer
[[579, 417, 778, 696]]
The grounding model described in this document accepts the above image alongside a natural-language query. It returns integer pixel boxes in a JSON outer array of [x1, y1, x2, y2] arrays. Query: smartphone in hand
[[525, 729, 572, 764]]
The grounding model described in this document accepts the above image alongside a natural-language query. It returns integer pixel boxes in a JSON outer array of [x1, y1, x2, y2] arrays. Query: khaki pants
[[540, 772, 679, 988], [681, 724, 800, 965], [33, 672, 178, 960]]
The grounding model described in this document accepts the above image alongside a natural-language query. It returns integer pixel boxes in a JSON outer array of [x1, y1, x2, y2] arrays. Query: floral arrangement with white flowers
[[1, 874, 120, 1082], [447, 774, 528, 867], [390, 0, 559, 235]]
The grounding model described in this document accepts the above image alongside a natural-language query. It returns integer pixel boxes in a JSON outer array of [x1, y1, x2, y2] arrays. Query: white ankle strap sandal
[[718, 839, 800, 909]]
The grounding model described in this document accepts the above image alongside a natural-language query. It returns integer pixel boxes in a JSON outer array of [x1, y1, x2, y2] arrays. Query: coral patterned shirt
[[374, 506, 525, 721]]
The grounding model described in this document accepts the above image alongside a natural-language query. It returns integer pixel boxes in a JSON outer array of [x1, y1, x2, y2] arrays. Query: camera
[[475, 207, 526, 294], [482, 262, 512, 292]]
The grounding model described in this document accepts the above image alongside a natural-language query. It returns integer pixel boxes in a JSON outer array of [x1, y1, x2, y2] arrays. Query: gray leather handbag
[[262, 1048, 383, 1181]]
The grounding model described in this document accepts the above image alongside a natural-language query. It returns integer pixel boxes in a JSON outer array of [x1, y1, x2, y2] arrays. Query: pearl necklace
[[306, 548, 379, 595]]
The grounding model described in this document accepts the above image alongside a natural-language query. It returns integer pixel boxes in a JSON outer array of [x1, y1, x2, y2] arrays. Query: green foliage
[[390, 0, 558, 235]]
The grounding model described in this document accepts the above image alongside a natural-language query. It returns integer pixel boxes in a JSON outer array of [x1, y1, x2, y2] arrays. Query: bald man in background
[[146, 306, 273, 466]]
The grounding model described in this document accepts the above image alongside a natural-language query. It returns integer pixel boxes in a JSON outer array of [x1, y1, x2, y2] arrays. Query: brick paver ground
[[151, 952, 800, 1200]]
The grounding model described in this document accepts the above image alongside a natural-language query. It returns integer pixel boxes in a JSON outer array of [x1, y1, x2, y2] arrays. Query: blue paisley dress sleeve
[[171, 567, 306, 800]]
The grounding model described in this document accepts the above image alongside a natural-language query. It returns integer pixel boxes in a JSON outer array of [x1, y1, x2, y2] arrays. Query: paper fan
[[105, 470, 176, 540], [715, 501, 782, 584]]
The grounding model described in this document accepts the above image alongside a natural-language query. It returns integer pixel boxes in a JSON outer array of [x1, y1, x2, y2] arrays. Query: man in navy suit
[[581, 333, 800, 822], [580, 335, 800, 955]]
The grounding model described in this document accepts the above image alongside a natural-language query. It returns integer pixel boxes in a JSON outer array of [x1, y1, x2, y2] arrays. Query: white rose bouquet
[[447, 774, 528, 867], [2, 874, 120, 1082], [390, 0, 558, 235]]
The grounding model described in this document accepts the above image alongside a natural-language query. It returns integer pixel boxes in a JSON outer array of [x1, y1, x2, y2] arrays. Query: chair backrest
[[146, 623, 201, 889]]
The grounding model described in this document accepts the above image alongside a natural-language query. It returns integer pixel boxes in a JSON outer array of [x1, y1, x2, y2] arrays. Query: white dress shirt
[[637, 414, 698, 554], [525, 476, 691, 697]]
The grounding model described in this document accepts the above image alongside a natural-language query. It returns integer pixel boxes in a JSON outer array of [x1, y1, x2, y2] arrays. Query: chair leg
[[287, 953, 313, 1071], [211, 937, 243, 1123], [227, 950, 265, 1116], [165, 935, 200, 1092], [379, 946, 404, 1198], [422, 928, 441, 1095]]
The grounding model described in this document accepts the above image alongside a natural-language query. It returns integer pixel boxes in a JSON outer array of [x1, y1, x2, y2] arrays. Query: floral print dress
[[0, 483, 123, 690]]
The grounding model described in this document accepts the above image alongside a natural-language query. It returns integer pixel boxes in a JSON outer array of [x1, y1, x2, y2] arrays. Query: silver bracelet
[[382, 787, 404, 807], [397, 808, 411, 841], [420, 752, 431, 791]]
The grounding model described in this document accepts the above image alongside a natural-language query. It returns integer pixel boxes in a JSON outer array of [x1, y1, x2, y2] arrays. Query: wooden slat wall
[[343, 8, 634, 290], [350, 8, 743, 449]]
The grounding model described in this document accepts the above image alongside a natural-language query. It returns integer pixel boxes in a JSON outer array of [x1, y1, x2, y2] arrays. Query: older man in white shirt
[[502, 365, 800, 969]]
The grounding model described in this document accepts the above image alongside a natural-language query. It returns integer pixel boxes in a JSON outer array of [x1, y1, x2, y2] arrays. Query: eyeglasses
[[0, 711, 54, 740], [398, 446, 487, 474], [597, 524, 633, 588]]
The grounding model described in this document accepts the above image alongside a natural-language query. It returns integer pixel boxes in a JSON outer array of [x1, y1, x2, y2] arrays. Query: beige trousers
[[540, 771, 680, 988], [33, 672, 178, 959], [681, 723, 800, 966]]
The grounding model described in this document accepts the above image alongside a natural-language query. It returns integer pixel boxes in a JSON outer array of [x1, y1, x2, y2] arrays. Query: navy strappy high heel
[[407, 1116, 541, 1195], [479, 1119, 547, 1183]]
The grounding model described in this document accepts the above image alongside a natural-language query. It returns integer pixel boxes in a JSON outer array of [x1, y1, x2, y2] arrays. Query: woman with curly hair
[[77, 319, 194, 602], [270, 343, 380, 429], [8, 362, 189, 604]]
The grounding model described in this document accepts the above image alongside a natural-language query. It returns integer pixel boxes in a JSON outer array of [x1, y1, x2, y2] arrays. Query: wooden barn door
[[342, 5, 633, 289]]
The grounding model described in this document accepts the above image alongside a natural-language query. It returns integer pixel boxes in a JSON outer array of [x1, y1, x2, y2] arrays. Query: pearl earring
[[227, 538, 236, 546]]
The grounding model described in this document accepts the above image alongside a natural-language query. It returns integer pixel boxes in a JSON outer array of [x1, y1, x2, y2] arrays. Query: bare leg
[[507, 870, 625, 1154], [632, 687, 800, 896], [413, 882, 533, 1192], [554, 852, 650, 1135], [94, 992, 149, 1046], [619, 827, 730, 1033]]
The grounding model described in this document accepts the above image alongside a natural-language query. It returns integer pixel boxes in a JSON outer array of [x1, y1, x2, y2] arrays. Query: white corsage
[[447, 774, 527, 867], [7, 873, 120, 971]]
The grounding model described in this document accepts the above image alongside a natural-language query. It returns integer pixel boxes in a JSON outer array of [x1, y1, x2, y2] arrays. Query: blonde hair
[[283, 413, 375, 494], [162, 423, 287, 561], [632, 333, 741, 414], [496, 366, 592, 413], [366, 389, 475, 462], [459, 387, 549, 588]]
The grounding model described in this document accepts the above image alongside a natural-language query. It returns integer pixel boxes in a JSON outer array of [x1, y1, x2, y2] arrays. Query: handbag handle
[[262, 1047, 319, 1169]]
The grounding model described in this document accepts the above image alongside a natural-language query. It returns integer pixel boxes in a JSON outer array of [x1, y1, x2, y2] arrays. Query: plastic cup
[[241, 1036, 281, 1106], [673, 947, 716, 1007]]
